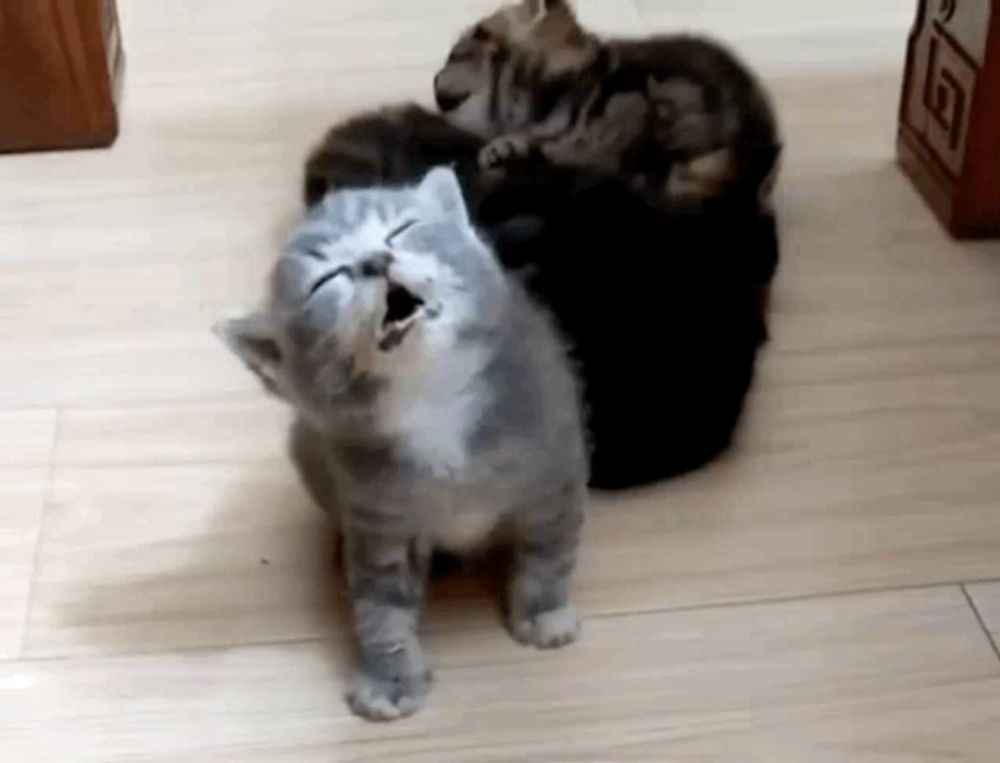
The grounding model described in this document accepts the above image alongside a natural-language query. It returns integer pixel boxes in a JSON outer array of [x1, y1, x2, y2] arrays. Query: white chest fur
[[425, 501, 502, 553], [375, 344, 491, 479]]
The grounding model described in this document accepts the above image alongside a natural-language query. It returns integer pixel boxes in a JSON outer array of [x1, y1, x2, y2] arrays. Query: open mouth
[[378, 282, 425, 352], [384, 283, 423, 326]]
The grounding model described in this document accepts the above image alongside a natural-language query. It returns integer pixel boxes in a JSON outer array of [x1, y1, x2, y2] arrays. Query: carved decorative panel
[[899, 0, 1000, 238], [904, 1, 990, 176]]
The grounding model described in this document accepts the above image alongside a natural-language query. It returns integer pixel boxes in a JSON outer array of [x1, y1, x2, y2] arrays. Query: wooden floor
[[2, 1, 1000, 759]]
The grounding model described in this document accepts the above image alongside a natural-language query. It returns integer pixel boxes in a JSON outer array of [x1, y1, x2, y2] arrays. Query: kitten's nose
[[359, 251, 393, 278]]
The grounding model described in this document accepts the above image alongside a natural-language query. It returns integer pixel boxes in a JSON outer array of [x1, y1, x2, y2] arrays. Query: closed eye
[[385, 219, 417, 248], [308, 266, 352, 297]]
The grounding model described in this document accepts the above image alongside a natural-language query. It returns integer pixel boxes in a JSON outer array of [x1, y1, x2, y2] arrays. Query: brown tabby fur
[[433, 0, 781, 210]]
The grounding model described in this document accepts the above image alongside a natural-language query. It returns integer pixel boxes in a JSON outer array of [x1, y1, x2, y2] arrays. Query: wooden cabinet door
[[0, 0, 124, 153]]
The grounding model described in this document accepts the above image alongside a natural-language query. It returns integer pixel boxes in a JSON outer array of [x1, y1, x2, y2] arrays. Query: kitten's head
[[433, 0, 600, 138], [216, 167, 507, 425]]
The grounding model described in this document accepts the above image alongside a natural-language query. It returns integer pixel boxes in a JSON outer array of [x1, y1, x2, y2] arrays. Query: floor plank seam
[[16, 407, 64, 658], [53, 456, 287, 471], [0, 392, 268, 417], [587, 576, 1000, 624], [961, 584, 1000, 666], [7, 577, 998, 667]]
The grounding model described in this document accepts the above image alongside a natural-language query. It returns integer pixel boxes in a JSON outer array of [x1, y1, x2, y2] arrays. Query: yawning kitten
[[216, 167, 588, 721]]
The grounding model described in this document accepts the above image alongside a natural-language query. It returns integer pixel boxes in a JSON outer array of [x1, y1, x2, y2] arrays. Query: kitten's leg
[[540, 92, 648, 173], [508, 483, 585, 649], [343, 528, 431, 721], [539, 123, 607, 170], [647, 76, 716, 152], [665, 147, 735, 204]]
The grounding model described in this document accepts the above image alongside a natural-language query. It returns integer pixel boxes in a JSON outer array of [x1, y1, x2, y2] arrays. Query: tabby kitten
[[303, 105, 779, 490], [433, 0, 781, 209], [217, 167, 588, 721]]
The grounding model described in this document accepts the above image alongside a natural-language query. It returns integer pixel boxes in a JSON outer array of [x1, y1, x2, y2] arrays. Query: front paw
[[346, 667, 432, 722], [347, 653, 431, 721], [479, 135, 530, 171], [510, 604, 580, 650]]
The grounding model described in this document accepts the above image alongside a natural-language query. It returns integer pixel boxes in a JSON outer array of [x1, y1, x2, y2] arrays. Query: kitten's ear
[[416, 166, 469, 224], [214, 311, 284, 393]]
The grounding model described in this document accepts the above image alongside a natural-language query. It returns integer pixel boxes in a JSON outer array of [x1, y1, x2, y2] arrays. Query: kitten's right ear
[[214, 311, 284, 394]]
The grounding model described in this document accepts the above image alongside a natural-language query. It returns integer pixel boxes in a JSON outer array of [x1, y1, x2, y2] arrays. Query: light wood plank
[[6, 588, 1000, 761], [0, 468, 47, 658], [23, 461, 336, 657], [636, 0, 914, 34], [119, 0, 644, 43], [0, 331, 254, 408], [54, 399, 289, 467], [23, 421, 1000, 658], [0, 414, 56, 656], [966, 582, 1000, 648], [636, 0, 913, 74], [0, 410, 56, 467]]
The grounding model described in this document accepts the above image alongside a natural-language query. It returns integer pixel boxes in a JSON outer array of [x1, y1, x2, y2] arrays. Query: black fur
[[479, 176, 777, 488], [304, 105, 482, 207], [305, 105, 779, 490]]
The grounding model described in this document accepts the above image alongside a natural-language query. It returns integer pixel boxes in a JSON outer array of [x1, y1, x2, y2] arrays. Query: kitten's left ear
[[416, 166, 469, 224], [214, 311, 284, 395]]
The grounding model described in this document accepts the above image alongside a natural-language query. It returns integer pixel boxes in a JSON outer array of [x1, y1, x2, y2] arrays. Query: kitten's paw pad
[[511, 605, 580, 649], [346, 671, 431, 722], [479, 136, 530, 170]]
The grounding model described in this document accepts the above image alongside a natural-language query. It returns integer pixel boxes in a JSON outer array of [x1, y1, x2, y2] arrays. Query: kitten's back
[[304, 104, 483, 207]]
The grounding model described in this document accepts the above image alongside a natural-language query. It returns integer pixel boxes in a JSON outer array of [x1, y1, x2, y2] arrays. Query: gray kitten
[[216, 167, 587, 721]]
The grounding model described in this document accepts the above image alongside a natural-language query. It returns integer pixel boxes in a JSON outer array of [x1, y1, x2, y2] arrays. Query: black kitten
[[305, 104, 779, 489]]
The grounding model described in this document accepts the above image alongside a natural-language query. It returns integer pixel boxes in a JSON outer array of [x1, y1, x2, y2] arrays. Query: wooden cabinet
[[898, 0, 1000, 238], [0, 0, 124, 153]]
